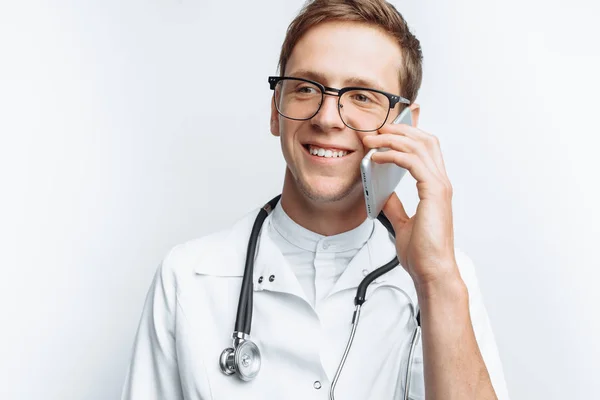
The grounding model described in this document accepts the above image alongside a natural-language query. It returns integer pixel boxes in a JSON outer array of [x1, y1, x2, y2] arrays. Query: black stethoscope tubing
[[234, 194, 420, 337]]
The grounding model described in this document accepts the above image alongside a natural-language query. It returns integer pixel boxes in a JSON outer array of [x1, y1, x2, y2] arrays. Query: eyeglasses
[[268, 76, 410, 132]]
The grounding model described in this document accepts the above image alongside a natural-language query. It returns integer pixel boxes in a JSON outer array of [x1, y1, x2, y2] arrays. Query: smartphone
[[360, 107, 412, 219]]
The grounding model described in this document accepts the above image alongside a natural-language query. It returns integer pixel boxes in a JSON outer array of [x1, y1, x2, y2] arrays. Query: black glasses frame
[[268, 75, 411, 132]]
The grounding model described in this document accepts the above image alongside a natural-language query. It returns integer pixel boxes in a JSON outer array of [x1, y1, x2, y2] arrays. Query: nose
[[310, 93, 345, 132]]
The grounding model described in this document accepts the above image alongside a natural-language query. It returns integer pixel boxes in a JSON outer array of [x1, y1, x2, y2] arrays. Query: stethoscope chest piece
[[219, 339, 261, 381]]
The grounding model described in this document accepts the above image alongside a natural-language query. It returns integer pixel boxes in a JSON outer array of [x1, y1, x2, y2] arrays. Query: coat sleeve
[[455, 249, 511, 400], [121, 254, 184, 400]]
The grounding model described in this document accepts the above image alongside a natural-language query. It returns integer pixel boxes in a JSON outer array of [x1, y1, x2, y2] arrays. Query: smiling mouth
[[303, 144, 353, 158]]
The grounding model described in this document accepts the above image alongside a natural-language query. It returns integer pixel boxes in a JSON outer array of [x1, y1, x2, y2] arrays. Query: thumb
[[382, 192, 410, 230]]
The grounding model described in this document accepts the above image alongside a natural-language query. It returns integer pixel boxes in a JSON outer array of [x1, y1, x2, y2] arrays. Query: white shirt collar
[[270, 200, 374, 253]]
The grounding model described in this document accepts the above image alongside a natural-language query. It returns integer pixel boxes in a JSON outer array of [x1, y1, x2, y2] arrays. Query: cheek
[[358, 132, 376, 153], [279, 119, 305, 146]]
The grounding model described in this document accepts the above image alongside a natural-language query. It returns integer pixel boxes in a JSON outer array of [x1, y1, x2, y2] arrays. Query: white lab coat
[[121, 208, 510, 400]]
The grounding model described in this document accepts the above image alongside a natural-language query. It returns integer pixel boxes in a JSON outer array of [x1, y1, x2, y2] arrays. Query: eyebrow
[[288, 69, 388, 92]]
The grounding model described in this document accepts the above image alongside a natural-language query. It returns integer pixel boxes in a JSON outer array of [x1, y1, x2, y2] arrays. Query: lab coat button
[[322, 242, 329, 250], [313, 381, 322, 390], [362, 269, 369, 276], [258, 276, 263, 283], [269, 275, 275, 282]]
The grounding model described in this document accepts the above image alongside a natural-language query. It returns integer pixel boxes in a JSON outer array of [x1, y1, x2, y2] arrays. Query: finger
[[370, 150, 448, 198], [364, 133, 442, 180], [379, 124, 449, 180], [382, 192, 410, 267], [382, 191, 410, 226]]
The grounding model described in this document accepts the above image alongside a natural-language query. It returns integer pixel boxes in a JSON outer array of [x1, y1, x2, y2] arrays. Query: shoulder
[[158, 208, 262, 289], [453, 248, 481, 297], [455, 247, 476, 271], [453, 248, 493, 329]]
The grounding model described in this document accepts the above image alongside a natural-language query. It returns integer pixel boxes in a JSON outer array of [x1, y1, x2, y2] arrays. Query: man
[[121, 0, 509, 399]]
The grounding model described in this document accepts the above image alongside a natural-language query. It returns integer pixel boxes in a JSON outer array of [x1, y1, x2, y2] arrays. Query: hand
[[362, 122, 458, 287]]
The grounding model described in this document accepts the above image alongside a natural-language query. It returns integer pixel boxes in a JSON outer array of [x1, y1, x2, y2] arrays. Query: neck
[[280, 169, 368, 236]]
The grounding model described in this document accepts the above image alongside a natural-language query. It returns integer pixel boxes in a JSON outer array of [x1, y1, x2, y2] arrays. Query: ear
[[270, 96, 280, 137], [409, 103, 421, 127]]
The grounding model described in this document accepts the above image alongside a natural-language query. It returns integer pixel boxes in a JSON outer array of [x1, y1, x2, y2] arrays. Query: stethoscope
[[219, 195, 422, 400]]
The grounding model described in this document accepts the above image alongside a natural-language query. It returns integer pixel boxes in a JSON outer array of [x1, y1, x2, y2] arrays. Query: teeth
[[308, 145, 348, 158]]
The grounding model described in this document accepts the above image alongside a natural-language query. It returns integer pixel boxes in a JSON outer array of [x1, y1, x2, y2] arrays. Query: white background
[[1, 0, 598, 399]]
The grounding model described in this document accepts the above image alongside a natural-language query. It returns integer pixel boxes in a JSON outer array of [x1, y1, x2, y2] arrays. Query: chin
[[297, 175, 361, 203]]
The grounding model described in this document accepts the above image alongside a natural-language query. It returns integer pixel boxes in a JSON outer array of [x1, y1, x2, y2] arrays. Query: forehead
[[286, 21, 402, 93]]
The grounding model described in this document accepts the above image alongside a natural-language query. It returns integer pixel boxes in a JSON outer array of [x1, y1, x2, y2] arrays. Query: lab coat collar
[[193, 208, 417, 307], [192, 209, 259, 277], [252, 219, 306, 300], [191, 208, 307, 299]]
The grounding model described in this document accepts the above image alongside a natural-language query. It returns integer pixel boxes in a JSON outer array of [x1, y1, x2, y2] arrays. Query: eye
[[353, 93, 370, 103], [296, 85, 318, 94], [345, 90, 386, 108]]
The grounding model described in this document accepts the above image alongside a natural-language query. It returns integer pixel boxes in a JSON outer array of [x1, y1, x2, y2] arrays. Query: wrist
[[414, 266, 468, 303]]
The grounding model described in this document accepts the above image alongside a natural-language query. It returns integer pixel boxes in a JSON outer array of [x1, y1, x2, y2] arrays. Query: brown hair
[[277, 0, 423, 103]]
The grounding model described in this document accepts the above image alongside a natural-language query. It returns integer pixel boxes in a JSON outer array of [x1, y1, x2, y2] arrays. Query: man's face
[[270, 21, 403, 204]]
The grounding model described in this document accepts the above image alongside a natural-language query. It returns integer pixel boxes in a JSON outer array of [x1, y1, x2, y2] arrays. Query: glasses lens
[[274, 79, 322, 120], [340, 89, 390, 131]]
